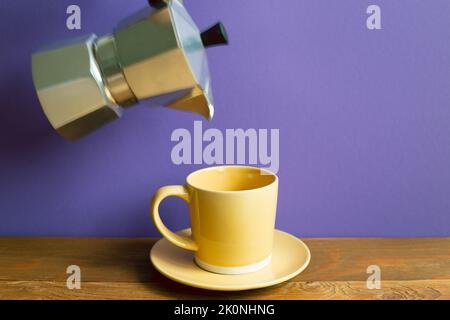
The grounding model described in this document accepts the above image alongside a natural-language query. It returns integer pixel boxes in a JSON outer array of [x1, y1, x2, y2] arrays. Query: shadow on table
[[112, 239, 286, 299]]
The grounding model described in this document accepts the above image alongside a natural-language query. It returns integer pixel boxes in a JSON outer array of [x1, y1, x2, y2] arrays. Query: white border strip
[[194, 255, 272, 275]]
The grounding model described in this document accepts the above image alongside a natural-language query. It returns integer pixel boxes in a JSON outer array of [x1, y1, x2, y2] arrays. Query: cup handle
[[151, 185, 198, 251]]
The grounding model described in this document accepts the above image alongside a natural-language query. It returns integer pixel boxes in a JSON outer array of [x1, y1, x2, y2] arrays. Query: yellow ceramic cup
[[151, 166, 279, 275]]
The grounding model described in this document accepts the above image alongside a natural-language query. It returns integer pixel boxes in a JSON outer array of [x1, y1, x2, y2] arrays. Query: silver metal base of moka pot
[[32, 34, 123, 140]]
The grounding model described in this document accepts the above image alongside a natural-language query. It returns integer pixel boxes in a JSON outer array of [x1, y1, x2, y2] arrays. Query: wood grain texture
[[0, 237, 449, 300]]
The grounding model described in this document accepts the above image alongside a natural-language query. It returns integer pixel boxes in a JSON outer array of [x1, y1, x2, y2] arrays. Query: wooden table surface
[[0, 237, 449, 300]]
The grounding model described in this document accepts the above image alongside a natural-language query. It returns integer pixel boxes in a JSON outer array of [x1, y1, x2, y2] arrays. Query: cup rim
[[186, 165, 278, 194]]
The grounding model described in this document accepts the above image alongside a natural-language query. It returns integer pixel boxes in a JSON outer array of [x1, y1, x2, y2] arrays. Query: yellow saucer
[[150, 229, 311, 291]]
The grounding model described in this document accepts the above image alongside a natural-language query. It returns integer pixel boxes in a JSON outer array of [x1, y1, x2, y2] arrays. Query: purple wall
[[1, 0, 449, 237]]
